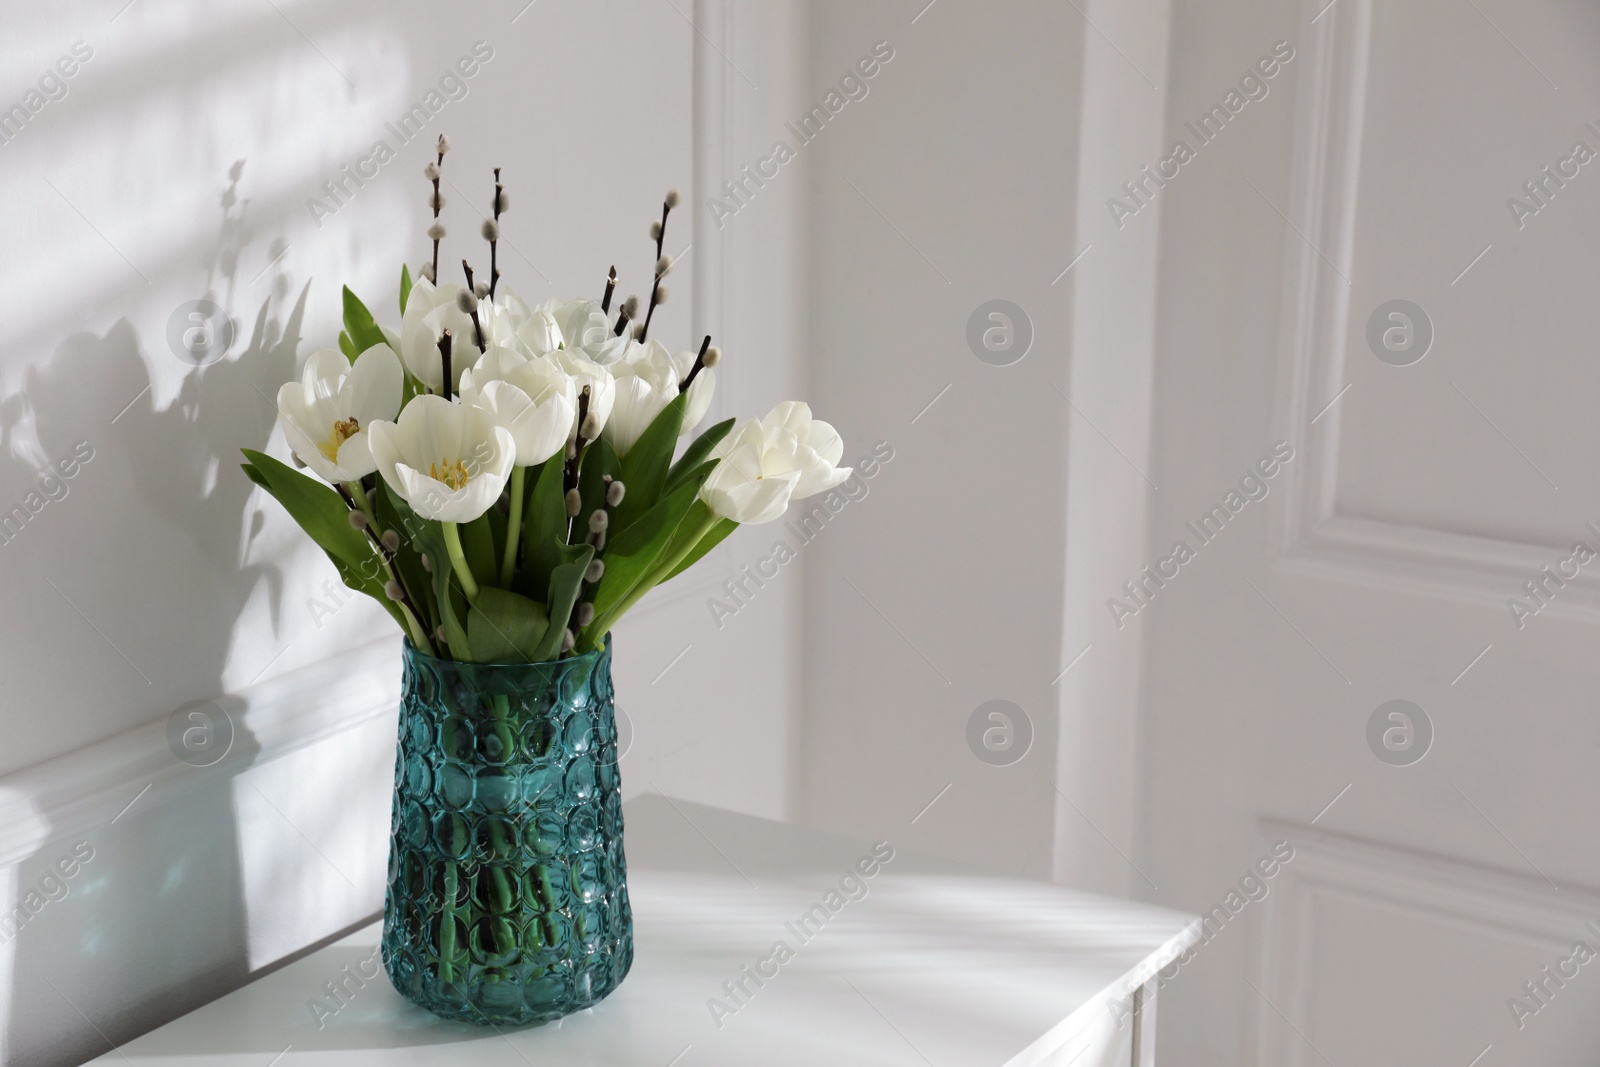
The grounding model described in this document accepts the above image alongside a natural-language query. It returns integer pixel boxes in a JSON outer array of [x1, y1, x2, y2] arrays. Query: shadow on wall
[[0, 161, 310, 1067]]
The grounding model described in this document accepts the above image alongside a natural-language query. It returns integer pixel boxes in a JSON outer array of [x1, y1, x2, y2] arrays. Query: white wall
[[630, 0, 812, 820], [797, 0, 1086, 880], [0, 2, 805, 1063], [28, 2, 1592, 1063], [797, 1, 1600, 1061]]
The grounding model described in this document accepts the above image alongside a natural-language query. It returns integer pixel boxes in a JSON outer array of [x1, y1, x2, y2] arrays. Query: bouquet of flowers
[[243, 136, 850, 663]]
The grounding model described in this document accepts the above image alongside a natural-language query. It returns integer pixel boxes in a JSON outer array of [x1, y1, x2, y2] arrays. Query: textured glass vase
[[381, 639, 633, 1024]]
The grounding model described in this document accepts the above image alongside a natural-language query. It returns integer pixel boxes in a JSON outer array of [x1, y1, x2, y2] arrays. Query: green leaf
[[586, 476, 703, 626], [338, 331, 357, 361], [460, 513, 498, 590], [634, 458, 717, 577], [243, 449, 373, 571], [484, 504, 508, 583], [663, 417, 734, 497], [241, 449, 405, 631], [344, 563, 404, 631], [576, 436, 620, 544], [519, 456, 569, 597], [612, 393, 686, 535], [467, 587, 550, 663], [517, 536, 585, 599], [660, 505, 737, 583], [342, 285, 388, 356], [240, 462, 270, 492], [400, 263, 413, 316], [533, 544, 593, 662]]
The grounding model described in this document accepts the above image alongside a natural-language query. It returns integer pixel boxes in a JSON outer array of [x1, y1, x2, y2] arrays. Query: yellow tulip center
[[319, 417, 361, 463], [429, 459, 471, 490]]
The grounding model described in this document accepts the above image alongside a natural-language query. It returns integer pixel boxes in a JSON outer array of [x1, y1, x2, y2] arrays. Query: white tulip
[[754, 401, 852, 499], [553, 349, 617, 439], [551, 299, 632, 366], [276, 345, 402, 484], [602, 340, 715, 457], [367, 395, 515, 523], [548, 298, 610, 351], [399, 278, 482, 394], [458, 346, 578, 466], [489, 291, 622, 360], [577, 329, 631, 367], [499, 294, 563, 354], [698, 403, 850, 523], [698, 419, 802, 524]]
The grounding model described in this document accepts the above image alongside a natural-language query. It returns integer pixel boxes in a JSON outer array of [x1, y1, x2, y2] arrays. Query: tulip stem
[[399, 603, 436, 657], [442, 522, 480, 602], [500, 466, 526, 587], [583, 509, 719, 650]]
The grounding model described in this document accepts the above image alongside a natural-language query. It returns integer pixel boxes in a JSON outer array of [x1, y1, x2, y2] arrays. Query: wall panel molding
[[0, 636, 402, 869], [1053, 0, 1174, 894], [1265, 0, 1600, 618], [1254, 816, 1599, 1066]]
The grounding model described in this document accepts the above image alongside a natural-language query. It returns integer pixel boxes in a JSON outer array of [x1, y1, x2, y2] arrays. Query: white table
[[92, 795, 1197, 1066]]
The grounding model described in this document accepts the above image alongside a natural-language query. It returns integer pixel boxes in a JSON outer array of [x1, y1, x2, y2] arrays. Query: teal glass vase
[[381, 639, 633, 1024]]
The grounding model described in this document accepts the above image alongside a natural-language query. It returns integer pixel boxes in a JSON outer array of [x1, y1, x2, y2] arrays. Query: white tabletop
[[92, 795, 1197, 1066]]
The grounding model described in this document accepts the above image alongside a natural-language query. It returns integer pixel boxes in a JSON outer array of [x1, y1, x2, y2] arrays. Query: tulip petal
[[334, 429, 378, 480], [301, 349, 349, 400], [279, 396, 346, 483], [366, 418, 404, 493], [802, 418, 845, 467], [682, 368, 715, 435], [605, 376, 665, 457], [348, 344, 404, 425]]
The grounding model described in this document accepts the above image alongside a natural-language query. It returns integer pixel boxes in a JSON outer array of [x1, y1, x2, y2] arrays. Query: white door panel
[[1146, 0, 1600, 1061]]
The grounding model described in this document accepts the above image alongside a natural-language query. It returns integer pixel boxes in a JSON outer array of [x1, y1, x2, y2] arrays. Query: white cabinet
[[91, 796, 1195, 1065]]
